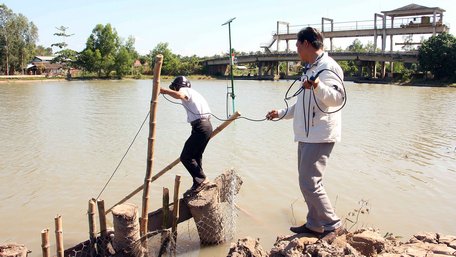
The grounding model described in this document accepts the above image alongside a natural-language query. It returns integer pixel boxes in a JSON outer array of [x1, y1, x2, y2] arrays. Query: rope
[[95, 111, 150, 200]]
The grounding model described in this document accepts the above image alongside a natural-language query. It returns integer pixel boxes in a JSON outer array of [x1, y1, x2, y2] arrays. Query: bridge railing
[[277, 17, 448, 35]]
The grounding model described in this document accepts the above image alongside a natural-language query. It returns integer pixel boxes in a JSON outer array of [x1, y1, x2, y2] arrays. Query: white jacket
[[278, 53, 345, 143]]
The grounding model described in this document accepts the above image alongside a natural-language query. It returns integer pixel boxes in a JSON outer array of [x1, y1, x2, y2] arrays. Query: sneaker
[[290, 224, 323, 235]]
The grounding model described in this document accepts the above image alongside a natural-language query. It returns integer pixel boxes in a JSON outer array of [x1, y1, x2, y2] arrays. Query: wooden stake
[[41, 229, 50, 257], [88, 199, 96, 240], [54, 215, 64, 257], [97, 199, 107, 257], [97, 200, 107, 238], [171, 175, 181, 236], [88, 199, 97, 257], [106, 111, 241, 214], [140, 54, 163, 238], [171, 175, 181, 255], [162, 188, 170, 230]]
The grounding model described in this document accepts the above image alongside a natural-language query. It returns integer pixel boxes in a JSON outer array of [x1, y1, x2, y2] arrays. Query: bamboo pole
[[41, 229, 50, 257], [171, 175, 181, 236], [97, 199, 107, 257], [54, 215, 64, 257], [161, 187, 171, 256], [140, 54, 164, 238], [171, 175, 181, 255], [162, 188, 170, 229], [106, 111, 241, 214], [88, 199, 97, 257], [97, 200, 107, 238], [88, 199, 96, 240]]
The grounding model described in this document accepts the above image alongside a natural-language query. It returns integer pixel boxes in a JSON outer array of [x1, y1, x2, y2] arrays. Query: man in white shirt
[[266, 27, 346, 242], [160, 76, 213, 196]]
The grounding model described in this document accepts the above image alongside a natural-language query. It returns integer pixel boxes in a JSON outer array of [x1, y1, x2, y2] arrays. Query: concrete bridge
[[202, 51, 419, 79], [203, 4, 448, 80]]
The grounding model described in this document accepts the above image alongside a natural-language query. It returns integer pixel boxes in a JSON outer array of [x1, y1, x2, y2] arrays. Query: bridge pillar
[[389, 62, 394, 78], [357, 63, 363, 77], [373, 62, 377, 78], [257, 62, 263, 78]]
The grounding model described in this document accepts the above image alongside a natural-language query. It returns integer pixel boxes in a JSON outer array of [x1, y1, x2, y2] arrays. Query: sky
[[2, 0, 455, 57]]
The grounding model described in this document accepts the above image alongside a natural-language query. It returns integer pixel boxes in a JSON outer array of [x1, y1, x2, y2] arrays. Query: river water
[[1, 79, 455, 256]]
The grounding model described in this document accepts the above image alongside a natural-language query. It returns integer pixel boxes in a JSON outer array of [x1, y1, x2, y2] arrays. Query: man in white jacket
[[266, 27, 345, 242]]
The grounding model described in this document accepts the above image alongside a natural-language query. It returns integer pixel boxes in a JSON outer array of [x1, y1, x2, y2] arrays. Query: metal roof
[[381, 4, 445, 17]]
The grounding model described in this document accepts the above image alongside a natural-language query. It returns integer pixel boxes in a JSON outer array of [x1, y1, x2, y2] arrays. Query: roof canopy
[[381, 4, 445, 17]]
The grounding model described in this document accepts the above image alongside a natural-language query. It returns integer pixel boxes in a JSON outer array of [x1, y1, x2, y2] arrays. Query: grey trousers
[[297, 142, 341, 233]]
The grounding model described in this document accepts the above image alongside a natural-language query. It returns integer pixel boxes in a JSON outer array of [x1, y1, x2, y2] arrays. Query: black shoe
[[183, 179, 209, 197], [290, 224, 322, 235]]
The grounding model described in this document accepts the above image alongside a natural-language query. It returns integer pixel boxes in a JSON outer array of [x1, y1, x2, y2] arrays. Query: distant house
[[133, 59, 142, 68], [26, 56, 63, 75]]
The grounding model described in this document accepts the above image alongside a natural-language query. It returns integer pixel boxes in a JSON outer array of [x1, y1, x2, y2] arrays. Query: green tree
[[35, 45, 53, 56], [15, 13, 38, 74], [148, 42, 179, 75], [78, 23, 120, 77], [114, 46, 133, 78], [0, 4, 38, 74], [51, 26, 76, 60], [0, 4, 14, 74], [51, 26, 77, 76], [178, 55, 202, 75], [348, 39, 365, 52], [114, 35, 138, 77], [418, 32, 456, 80], [401, 34, 415, 51]]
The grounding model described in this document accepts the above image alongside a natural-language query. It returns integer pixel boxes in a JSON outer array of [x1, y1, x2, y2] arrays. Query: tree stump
[[111, 203, 144, 257], [0, 244, 28, 257], [185, 183, 226, 245]]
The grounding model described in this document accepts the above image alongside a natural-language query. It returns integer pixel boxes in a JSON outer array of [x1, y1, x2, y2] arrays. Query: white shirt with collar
[[179, 87, 211, 123]]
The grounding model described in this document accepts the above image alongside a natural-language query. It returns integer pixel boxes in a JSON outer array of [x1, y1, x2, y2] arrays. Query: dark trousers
[[180, 119, 213, 182]]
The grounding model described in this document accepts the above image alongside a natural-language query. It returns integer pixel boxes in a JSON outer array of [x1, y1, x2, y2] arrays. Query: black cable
[[161, 70, 346, 124], [161, 94, 268, 122], [301, 68, 347, 136], [309, 68, 347, 114]]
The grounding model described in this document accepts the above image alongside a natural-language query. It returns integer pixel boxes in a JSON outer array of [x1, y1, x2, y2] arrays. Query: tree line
[[0, 4, 203, 78], [1, 4, 455, 81]]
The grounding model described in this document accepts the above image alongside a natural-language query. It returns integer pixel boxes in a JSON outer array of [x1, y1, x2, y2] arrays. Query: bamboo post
[[162, 188, 170, 230], [171, 176, 181, 236], [88, 199, 97, 257], [106, 111, 241, 214], [160, 187, 171, 256], [97, 200, 107, 238], [41, 229, 50, 257], [54, 215, 64, 257], [171, 175, 181, 255], [88, 199, 96, 239], [97, 199, 107, 257], [140, 54, 163, 238]]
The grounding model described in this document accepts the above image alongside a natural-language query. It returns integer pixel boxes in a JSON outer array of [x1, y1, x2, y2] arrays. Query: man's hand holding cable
[[266, 110, 279, 120], [303, 76, 320, 89]]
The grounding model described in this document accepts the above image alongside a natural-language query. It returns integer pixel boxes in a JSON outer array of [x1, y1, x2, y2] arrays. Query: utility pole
[[222, 17, 236, 117]]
